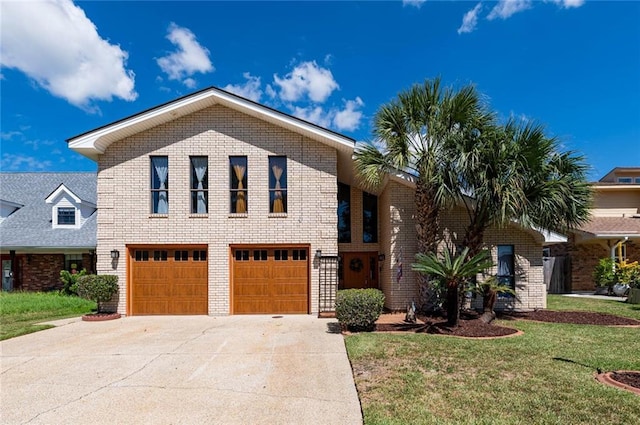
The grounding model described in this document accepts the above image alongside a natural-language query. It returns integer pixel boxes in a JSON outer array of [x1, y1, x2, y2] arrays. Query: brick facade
[[96, 105, 338, 315], [377, 179, 546, 311], [4, 252, 95, 292]]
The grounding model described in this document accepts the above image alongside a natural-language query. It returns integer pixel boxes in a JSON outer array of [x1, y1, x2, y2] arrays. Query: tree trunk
[[415, 180, 440, 254], [464, 215, 490, 314], [446, 282, 460, 327], [480, 287, 497, 324]]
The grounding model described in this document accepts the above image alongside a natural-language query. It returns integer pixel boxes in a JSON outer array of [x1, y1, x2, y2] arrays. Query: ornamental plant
[[59, 268, 87, 295], [335, 288, 385, 332], [75, 274, 118, 313], [592, 258, 616, 289], [616, 261, 640, 289]]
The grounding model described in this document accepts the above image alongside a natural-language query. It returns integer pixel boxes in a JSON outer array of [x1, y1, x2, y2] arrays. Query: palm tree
[[412, 247, 494, 326], [354, 77, 487, 254], [448, 118, 592, 258]]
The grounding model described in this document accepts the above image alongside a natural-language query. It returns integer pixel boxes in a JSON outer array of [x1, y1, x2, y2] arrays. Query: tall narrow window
[[151, 156, 169, 214], [57, 207, 76, 225], [269, 156, 287, 213], [363, 191, 378, 243], [338, 183, 351, 243], [497, 245, 515, 290], [230, 156, 247, 213], [190, 156, 208, 214]]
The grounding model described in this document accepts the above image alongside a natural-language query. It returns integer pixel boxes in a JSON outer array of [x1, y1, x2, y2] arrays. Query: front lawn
[[0, 291, 96, 340], [346, 296, 640, 425], [547, 294, 640, 320]]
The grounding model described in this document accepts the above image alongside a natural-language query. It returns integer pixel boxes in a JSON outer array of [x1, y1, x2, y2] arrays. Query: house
[[550, 167, 640, 291], [67, 87, 553, 315], [0, 173, 97, 291]]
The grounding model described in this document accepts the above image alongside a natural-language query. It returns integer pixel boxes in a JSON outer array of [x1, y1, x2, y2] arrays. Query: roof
[[67, 86, 356, 161], [598, 167, 640, 183], [0, 173, 97, 249], [576, 216, 640, 239]]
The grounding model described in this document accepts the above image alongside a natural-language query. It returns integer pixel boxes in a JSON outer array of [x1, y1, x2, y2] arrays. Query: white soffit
[[67, 87, 355, 161]]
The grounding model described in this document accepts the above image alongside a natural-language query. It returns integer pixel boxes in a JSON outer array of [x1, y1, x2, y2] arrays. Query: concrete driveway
[[0, 315, 362, 425]]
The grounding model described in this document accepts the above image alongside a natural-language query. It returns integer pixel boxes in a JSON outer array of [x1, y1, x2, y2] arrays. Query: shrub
[[59, 269, 87, 295], [593, 258, 616, 288], [617, 262, 640, 289], [335, 288, 385, 332], [75, 275, 118, 313]]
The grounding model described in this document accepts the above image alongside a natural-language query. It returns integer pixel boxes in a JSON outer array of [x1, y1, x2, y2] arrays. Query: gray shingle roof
[[0, 172, 97, 249]]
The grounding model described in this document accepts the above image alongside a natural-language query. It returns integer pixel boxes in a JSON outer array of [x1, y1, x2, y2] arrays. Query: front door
[[341, 252, 378, 290], [2, 260, 13, 291]]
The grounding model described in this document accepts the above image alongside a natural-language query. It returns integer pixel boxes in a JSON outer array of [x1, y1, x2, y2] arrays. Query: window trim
[[269, 156, 287, 214], [56, 207, 77, 227], [190, 156, 209, 215], [230, 156, 248, 215], [150, 156, 169, 215], [497, 244, 515, 292], [617, 177, 633, 183], [338, 182, 351, 243]]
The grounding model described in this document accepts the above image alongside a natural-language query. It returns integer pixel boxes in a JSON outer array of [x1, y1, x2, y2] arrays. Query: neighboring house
[[550, 167, 640, 291], [67, 87, 554, 316], [0, 173, 97, 291]]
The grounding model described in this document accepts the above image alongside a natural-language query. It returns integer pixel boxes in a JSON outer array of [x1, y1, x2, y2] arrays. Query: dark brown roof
[[578, 216, 640, 236]]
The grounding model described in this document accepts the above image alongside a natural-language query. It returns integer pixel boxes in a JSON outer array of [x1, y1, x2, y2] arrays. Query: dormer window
[[57, 207, 76, 226]]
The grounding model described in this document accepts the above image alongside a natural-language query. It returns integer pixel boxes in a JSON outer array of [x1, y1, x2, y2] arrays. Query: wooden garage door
[[232, 247, 309, 314], [129, 246, 208, 315]]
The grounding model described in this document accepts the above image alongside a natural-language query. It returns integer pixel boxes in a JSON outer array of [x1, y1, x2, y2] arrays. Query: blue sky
[[1, 0, 639, 181]]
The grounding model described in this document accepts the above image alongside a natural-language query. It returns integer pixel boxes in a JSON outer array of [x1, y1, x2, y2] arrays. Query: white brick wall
[[96, 105, 338, 315], [378, 180, 546, 311]]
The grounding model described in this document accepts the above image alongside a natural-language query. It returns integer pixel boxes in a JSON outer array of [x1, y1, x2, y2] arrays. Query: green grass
[[547, 294, 640, 320], [346, 296, 640, 425], [0, 291, 96, 340]]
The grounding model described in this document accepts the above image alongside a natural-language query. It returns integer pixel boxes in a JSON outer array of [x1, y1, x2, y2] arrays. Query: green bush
[[59, 269, 87, 295], [75, 275, 118, 313], [335, 288, 385, 332], [593, 258, 616, 288]]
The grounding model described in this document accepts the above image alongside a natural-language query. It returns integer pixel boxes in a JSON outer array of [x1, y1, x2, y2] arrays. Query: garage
[[129, 246, 208, 315], [232, 246, 309, 314]]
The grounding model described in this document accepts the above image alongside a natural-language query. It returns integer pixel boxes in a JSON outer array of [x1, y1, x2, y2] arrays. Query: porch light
[[110, 249, 120, 260], [378, 253, 385, 262], [316, 249, 322, 259]]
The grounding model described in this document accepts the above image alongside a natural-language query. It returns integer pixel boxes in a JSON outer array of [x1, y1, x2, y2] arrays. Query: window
[[636, 177, 640, 184], [497, 245, 515, 291], [253, 250, 267, 261], [269, 156, 287, 213], [292, 249, 307, 261], [57, 207, 76, 226], [65, 254, 83, 271], [235, 250, 249, 261], [193, 250, 207, 261], [153, 251, 168, 261], [151, 156, 169, 214], [275, 249, 288, 261], [338, 183, 351, 243], [363, 191, 378, 243], [230, 156, 247, 213], [190, 156, 208, 214], [135, 250, 150, 261], [618, 177, 633, 183], [614, 243, 627, 263], [174, 250, 188, 261]]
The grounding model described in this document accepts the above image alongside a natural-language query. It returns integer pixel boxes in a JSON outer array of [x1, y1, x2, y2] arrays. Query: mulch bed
[[82, 312, 122, 322], [611, 372, 640, 390], [500, 310, 640, 326]]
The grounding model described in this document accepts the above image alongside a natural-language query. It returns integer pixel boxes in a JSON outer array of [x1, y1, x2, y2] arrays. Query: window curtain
[[192, 157, 207, 213], [153, 157, 168, 214], [498, 248, 514, 277], [271, 165, 284, 213], [233, 164, 246, 213]]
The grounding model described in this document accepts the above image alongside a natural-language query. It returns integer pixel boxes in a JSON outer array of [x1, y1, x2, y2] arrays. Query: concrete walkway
[[0, 316, 362, 425], [559, 291, 627, 302]]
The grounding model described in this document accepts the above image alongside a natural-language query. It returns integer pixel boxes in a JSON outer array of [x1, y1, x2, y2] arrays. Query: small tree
[[412, 248, 493, 327], [467, 276, 516, 323], [593, 258, 616, 291], [75, 275, 118, 313], [59, 269, 87, 295]]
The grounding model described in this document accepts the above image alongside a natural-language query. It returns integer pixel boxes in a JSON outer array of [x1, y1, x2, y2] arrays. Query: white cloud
[[223, 73, 263, 102], [156, 23, 213, 87], [292, 97, 364, 131], [0, 0, 137, 111], [1, 153, 52, 171], [265, 84, 277, 99], [487, 0, 532, 20], [273, 61, 339, 103], [403, 0, 427, 8], [1, 131, 23, 141], [458, 3, 483, 34], [547, 0, 585, 8], [333, 97, 364, 131]]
